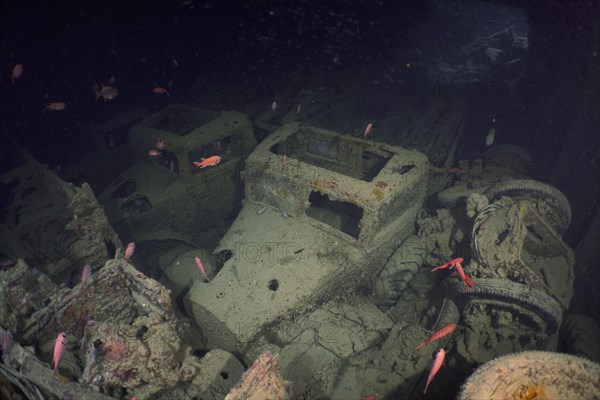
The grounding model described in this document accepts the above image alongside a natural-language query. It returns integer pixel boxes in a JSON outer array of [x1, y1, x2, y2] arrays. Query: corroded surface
[[225, 352, 291, 400]]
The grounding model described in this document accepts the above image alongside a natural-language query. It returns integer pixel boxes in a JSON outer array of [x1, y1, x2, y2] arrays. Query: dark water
[[1, 0, 528, 171]]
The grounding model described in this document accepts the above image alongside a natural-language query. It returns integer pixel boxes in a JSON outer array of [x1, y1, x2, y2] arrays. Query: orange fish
[[45, 102, 67, 111], [451, 263, 474, 292], [52, 332, 67, 377], [80, 264, 92, 291], [416, 323, 457, 351], [194, 256, 211, 282], [11, 64, 23, 84], [124, 242, 135, 261], [193, 155, 222, 169], [148, 149, 161, 157], [153, 87, 170, 97], [431, 257, 463, 272], [424, 348, 445, 394], [431, 257, 473, 292], [364, 122, 373, 139]]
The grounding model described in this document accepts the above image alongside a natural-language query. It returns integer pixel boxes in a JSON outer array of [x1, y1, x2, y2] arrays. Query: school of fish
[[9, 61, 175, 111], [411, 257, 475, 393], [7, 52, 482, 395]]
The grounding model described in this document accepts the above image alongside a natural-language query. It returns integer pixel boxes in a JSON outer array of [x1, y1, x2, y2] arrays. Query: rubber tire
[[484, 179, 571, 233], [451, 278, 563, 334]]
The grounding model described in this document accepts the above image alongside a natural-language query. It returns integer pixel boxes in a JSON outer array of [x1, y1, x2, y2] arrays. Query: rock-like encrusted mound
[[458, 351, 600, 400]]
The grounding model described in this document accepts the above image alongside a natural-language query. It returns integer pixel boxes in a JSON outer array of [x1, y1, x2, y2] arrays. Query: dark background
[[1, 0, 529, 167]]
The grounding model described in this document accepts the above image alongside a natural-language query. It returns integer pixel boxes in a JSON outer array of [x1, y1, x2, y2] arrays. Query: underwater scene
[[1, 0, 599, 399]]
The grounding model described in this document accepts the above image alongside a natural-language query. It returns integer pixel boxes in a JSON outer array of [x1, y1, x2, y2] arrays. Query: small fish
[[485, 127, 496, 146], [271, 101, 278, 110], [154, 137, 167, 149], [80, 264, 92, 291], [52, 332, 67, 377], [193, 155, 222, 168], [416, 323, 457, 351], [423, 348, 445, 394], [431, 257, 464, 272], [153, 87, 171, 97], [45, 102, 67, 111], [172, 57, 179, 67], [124, 242, 136, 261], [148, 149, 162, 157], [432, 257, 473, 292], [451, 263, 474, 292], [2, 330, 13, 355], [257, 206, 267, 215], [280, 210, 288, 219], [11, 64, 23, 84], [364, 122, 373, 139], [194, 256, 211, 282], [447, 166, 461, 175], [92, 84, 119, 101]]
